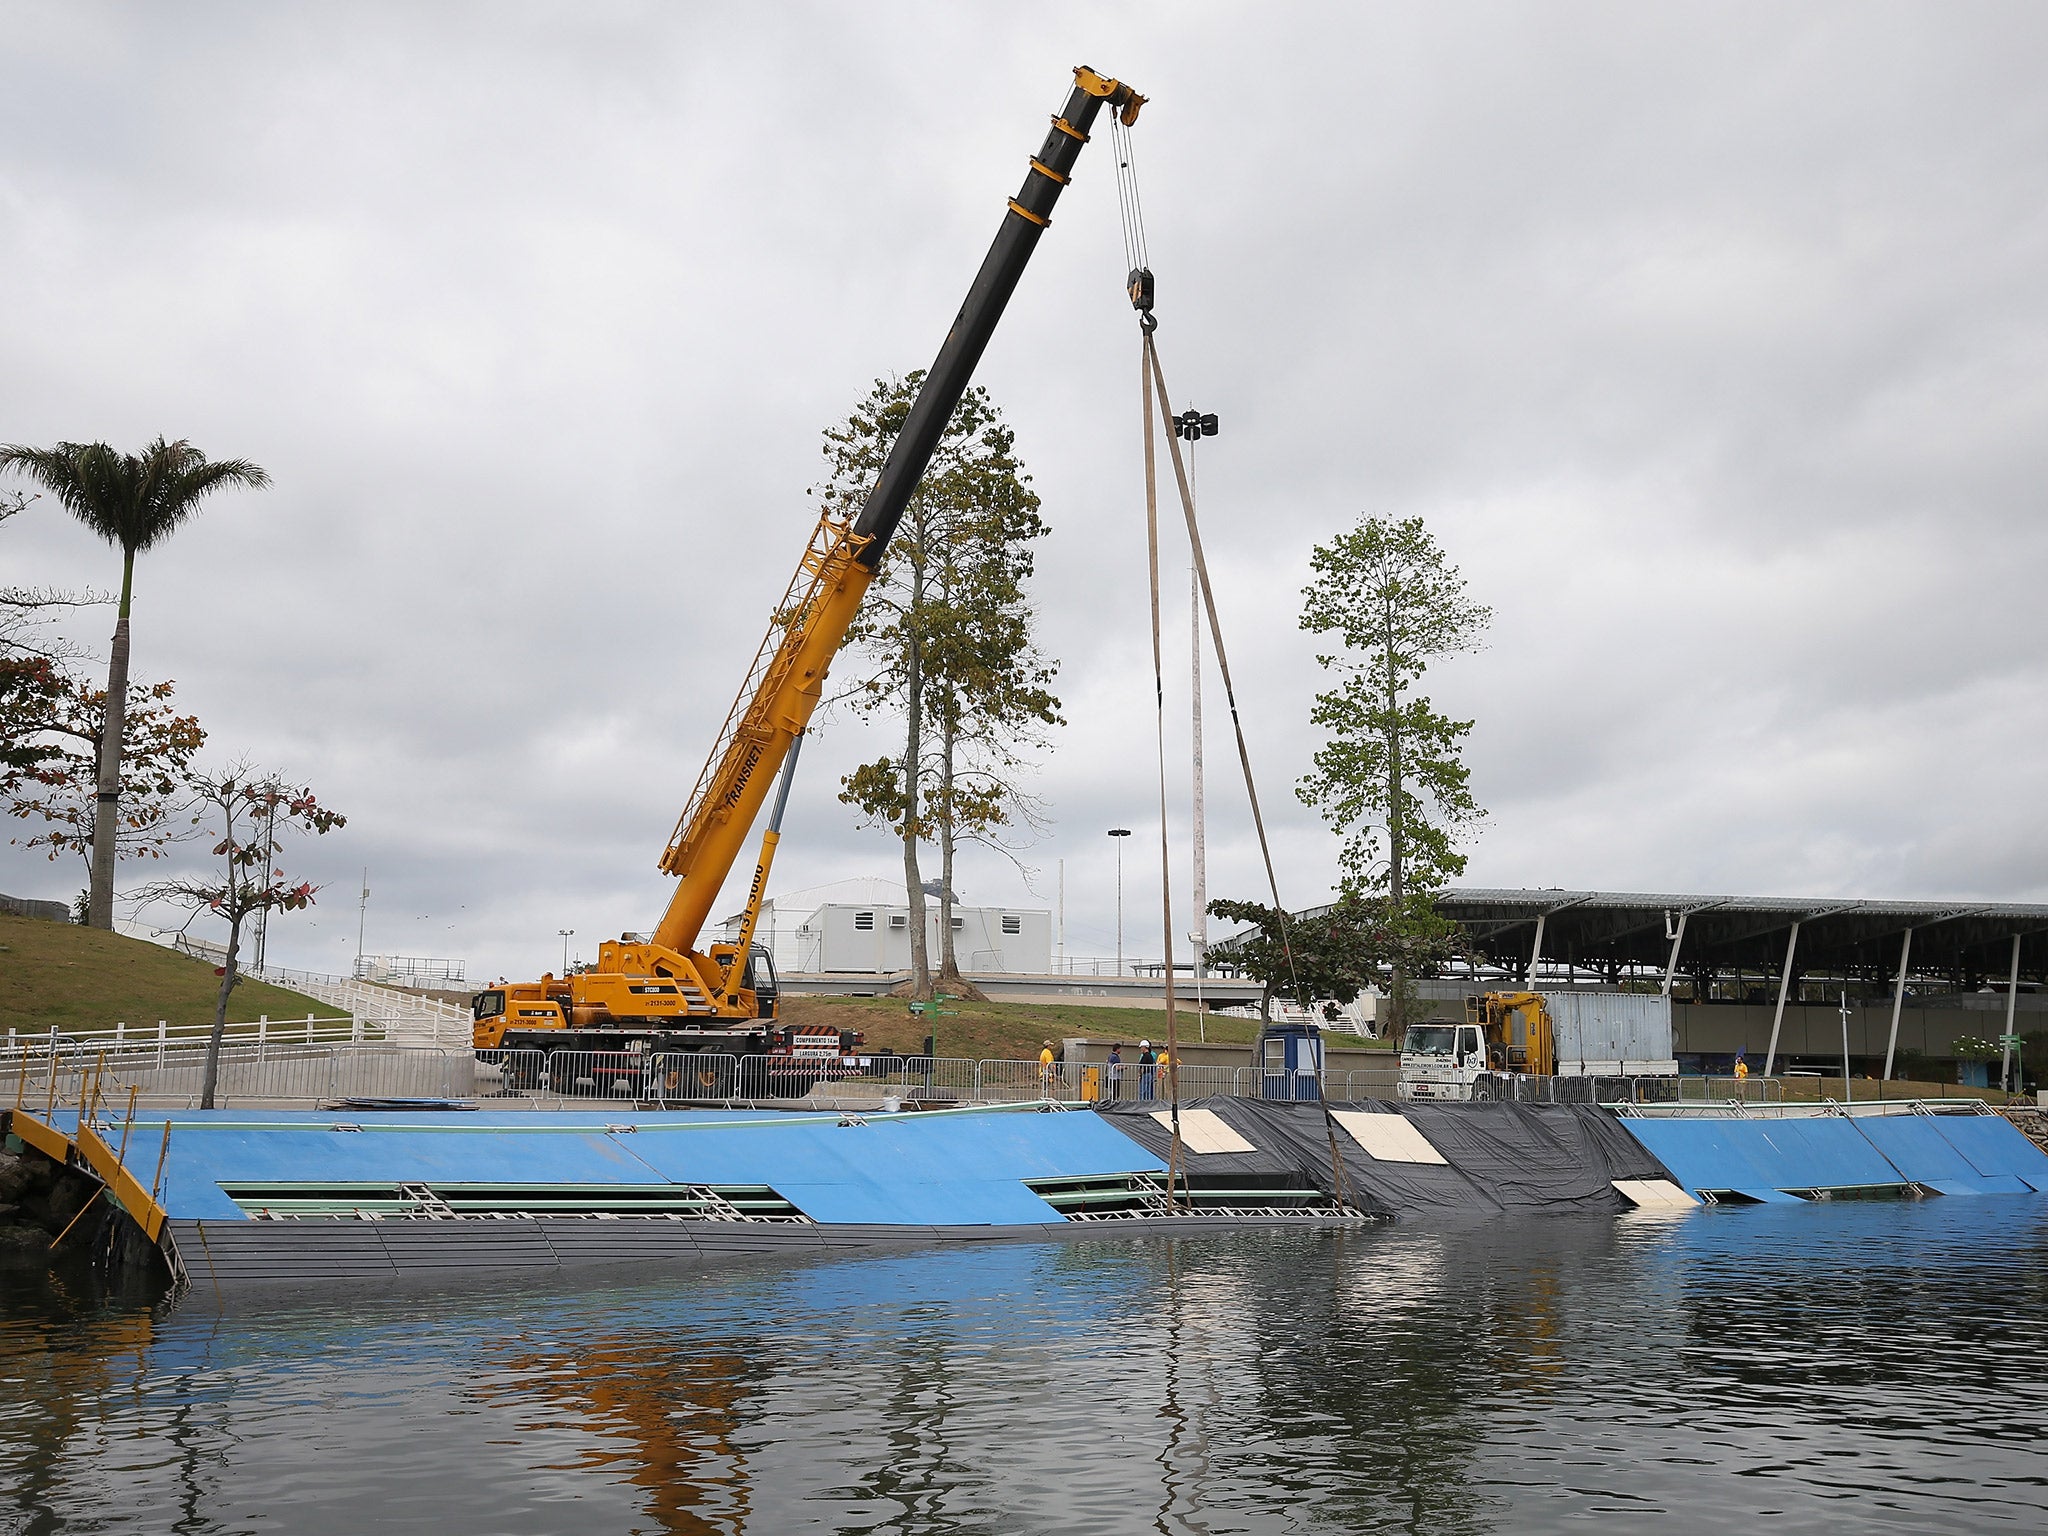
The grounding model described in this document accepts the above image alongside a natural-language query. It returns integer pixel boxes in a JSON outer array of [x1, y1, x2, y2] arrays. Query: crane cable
[[1137, 339, 1185, 1210], [1116, 136, 1352, 1214], [1141, 332, 1354, 1217], [1110, 113, 1149, 279], [1117, 107, 1182, 1208]]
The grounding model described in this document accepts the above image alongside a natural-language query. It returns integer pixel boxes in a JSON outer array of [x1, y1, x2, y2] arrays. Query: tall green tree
[[1206, 896, 1379, 1022], [0, 438, 269, 928], [820, 377, 1059, 998], [922, 454, 1061, 982], [1298, 515, 1489, 1036]]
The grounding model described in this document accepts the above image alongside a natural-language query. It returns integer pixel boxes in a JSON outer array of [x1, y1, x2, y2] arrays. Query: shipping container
[[1540, 992, 1677, 1076]]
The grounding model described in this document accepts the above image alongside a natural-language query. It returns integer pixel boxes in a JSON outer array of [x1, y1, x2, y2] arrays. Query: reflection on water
[[4, 1200, 2047, 1534]]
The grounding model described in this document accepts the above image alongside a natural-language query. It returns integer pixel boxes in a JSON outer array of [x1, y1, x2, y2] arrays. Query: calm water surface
[[3, 1200, 2046, 1534]]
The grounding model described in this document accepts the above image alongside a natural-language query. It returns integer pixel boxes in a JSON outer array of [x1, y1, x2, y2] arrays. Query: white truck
[[1400, 990, 1679, 1101]]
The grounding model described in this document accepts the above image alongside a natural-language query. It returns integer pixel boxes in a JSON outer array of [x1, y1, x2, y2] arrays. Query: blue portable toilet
[[1257, 1022, 1325, 1101]]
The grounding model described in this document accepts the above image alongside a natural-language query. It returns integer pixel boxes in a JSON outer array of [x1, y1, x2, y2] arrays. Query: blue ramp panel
[[1619, 1119, 1907, 1201], [1850, 1117, 2029, 1196], [1619, 1121, 1807, 1203], [1925, 1116, 2048, 1192], [1623, 1113, 2048, 1203], [157, 1124, 672, 1221], [126, 1106, 1168, 1228], [1749, 1119, 1907, 1190], [628, 1108, 1165, 1226]]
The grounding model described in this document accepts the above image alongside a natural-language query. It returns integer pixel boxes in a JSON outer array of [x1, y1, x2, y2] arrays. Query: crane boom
[[648, 64, 1144, 956], [474, 66, 1144, 1067]]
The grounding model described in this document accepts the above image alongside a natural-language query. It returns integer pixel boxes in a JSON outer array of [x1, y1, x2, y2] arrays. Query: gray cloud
[[5, 2, 2047, 984]]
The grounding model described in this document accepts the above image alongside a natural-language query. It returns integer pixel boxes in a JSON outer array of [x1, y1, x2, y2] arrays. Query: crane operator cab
[[743, 946, 777, 1018]]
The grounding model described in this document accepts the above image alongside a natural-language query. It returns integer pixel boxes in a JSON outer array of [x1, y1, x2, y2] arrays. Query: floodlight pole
[[1107, 829, 1132, 976], [1840, 990, 1852, 1103]]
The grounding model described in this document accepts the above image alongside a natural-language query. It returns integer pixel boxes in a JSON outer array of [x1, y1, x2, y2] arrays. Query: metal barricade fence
[[472, 1048, 746, 1106], [3, 1041, 476, 1110], [1676, 1074, 1784, 1105], [466, 1049, 985, 1109], [1325, 1069, 1405, 1102], [975, 1058, 1063, 1103], [972, 1058, 1239, 1105], [2, 1014, 366, 1059], [14, 1042, 1803, 1115], [1163, 1064, 1240, 1102], [859, 1057, 978, 1104]]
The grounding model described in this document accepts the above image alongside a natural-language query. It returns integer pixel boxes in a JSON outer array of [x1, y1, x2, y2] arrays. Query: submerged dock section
[[8, 1092, 2047, 1291], [1618, 1102, 2048, 1202]]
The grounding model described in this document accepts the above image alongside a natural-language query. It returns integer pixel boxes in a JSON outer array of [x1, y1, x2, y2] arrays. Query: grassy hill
[[779, 989, 1275, 1062], [0, 912, 337, 1036]]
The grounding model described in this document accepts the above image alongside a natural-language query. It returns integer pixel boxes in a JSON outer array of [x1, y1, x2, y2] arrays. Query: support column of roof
[[1764, 921, 1800, 1078], [2001, 933, 2023, 1093], [1660, 912, 1687, 997], [1882, 927, 1914, 1081]]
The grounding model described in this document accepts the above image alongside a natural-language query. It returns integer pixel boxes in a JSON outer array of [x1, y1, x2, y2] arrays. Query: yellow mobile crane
[[475, 66, 1147, 1093]]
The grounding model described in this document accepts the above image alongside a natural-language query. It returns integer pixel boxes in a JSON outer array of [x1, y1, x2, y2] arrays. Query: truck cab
[[1399, 1021, 1488, 1101]]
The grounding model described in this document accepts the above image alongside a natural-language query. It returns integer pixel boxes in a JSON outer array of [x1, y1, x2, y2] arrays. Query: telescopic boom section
[[641, 66, 1144, 960]]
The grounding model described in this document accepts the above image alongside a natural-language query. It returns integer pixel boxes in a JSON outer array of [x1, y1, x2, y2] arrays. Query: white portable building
[[796, 902, 1050, 974]]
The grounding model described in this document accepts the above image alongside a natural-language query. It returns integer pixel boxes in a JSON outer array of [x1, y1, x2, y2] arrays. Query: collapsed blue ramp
[[1914, 1116, 2048, 1193], [1850, 1117, 2030, 1195], [56, 1105, 1169, 1228], [1753, 1119, 1911, 1189], [1618, 1119, 1901, 1202], [1623, 1112, 2048, 1202]]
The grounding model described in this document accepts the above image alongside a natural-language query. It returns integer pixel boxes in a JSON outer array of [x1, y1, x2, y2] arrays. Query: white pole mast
[[355, 868, 369, 980], [1191, 561, 1207, 983], [1057, 858, 1065, 974]]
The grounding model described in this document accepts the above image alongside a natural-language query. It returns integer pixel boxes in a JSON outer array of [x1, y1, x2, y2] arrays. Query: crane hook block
[[1128, 266, 1155, 313]]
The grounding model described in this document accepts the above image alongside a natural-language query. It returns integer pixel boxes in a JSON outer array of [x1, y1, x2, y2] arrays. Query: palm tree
[[0, 438, 270, 928]]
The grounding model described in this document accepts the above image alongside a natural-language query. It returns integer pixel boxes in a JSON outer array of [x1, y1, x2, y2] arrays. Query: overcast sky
[[5, 2, 2046, 983]]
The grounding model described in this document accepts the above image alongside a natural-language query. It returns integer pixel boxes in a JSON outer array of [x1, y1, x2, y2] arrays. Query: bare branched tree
[[138, 764, 344, 1108]]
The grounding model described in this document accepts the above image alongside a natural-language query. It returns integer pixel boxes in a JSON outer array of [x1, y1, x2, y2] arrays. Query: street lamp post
[[1107, 828, 1132, 976], [558, 928, 575, 975]]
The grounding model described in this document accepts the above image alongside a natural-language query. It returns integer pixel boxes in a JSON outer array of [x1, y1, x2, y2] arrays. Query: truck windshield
[[472, 990, 506, 1021], [1405, 1025, 1456, 1056]]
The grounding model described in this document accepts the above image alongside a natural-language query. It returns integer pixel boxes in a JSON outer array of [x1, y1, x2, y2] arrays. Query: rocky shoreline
[[0, 1142, 102, 1265]]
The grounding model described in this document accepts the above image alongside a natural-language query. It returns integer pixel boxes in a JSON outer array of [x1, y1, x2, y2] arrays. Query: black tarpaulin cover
[[1094, 1098, 1679, 1219]]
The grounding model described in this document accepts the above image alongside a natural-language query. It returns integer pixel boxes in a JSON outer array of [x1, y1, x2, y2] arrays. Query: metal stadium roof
[[1269, 888, 2048, 989]]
